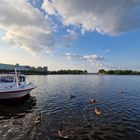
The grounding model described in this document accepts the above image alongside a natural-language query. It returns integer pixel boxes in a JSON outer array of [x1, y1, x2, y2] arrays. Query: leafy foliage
[[98, 69, 140, 75], [0, 69, 88, 75]]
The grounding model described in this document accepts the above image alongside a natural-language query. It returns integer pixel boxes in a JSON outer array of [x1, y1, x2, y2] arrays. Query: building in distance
[[0, 63, 48, 73]]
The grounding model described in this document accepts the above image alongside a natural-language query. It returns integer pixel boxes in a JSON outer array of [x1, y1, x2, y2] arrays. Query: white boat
[[0, 68, 36, 100]]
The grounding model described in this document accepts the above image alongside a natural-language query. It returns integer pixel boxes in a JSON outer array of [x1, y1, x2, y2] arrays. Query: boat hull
[[0, 88, 35, 100]]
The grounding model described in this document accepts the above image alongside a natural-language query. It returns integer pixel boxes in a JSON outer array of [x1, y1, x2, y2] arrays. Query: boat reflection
[[0, 95, 36, 119]]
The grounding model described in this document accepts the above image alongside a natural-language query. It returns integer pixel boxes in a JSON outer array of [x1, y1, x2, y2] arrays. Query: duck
[[95, 108, 101, 115], [70, 95, 75, 99], [119, 90, 124, 94], [89, 98, 96, 103], [35, 113, 41, 125], [58, 124, 69, 139], [120, 90, 124, 94]]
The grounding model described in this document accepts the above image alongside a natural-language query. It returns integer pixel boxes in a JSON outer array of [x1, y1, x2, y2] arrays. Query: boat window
[[0, 76, 14, 83], [19, 76, 25, 82]]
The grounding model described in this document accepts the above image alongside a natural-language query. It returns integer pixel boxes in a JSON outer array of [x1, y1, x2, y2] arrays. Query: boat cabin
[[0, 74, 26, 83]]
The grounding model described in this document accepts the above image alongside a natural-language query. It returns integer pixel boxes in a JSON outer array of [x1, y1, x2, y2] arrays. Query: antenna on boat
[[14, 67, 19, 87]]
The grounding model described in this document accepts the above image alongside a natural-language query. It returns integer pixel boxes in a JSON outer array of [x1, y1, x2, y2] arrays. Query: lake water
[[0, 75, 140, 140]]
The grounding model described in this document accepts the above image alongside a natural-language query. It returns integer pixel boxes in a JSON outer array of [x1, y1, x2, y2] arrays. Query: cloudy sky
[[0, 0, 140, 72]]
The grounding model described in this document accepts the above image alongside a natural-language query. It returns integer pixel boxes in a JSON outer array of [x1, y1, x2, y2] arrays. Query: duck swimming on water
[[35, 113, 41, 126], [58, 124, 69, 139], [89, 98, 96, 103], [95, 108, 101, 115], [70, 95, 75, 99]]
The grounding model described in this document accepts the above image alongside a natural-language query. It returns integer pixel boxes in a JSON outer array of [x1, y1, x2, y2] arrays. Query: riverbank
[[0, 69, 88, 75]]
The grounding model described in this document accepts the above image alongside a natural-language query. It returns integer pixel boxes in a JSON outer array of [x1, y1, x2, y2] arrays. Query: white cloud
[[104, 49, 110, 53], [96, 62, 120, 69], [42, 0, 140, 35], [0, 0, 54, 54], [82, 54, 104, 62], [62, 52, 120, 72], [63, 53, 104, 62], [62, 30, 78, 47], [63, 53, 80, 60], [131, 47, 135, 51]]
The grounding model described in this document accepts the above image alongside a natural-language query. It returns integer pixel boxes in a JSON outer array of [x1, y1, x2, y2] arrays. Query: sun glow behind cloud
[[0, 0, 54, 54]]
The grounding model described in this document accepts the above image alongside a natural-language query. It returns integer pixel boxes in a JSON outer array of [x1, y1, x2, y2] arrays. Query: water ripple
[[0, 75, 140, 140]]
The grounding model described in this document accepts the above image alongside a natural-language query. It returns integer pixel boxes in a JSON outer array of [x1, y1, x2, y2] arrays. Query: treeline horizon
[[1, 69, 140, 75], [0, 69, 88, 75], [98, 69, 140, 75], [48, 70, 88, 74]]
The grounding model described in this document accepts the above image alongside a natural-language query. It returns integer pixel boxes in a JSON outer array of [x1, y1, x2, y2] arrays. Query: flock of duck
[[58, 90, 124, 139], [89, 98, 101, 115], [34, 90, 124, 139], [57, 94, 102, 139]]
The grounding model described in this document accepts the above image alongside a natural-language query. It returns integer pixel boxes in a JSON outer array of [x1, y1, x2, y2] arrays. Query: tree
[[98, 69, 106, 74]]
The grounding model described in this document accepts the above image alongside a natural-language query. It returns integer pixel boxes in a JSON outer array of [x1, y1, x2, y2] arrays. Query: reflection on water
[[1, 75, 140, 140], [0, 96, 36, 119], [0, 96, 37, 140]]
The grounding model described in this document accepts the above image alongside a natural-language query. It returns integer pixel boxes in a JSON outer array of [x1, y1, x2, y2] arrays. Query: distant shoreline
[[1, 72, 140, 76], [98, 69, 140, 75], [0, 69, 88, 75], [1, 69, 140, 75]]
